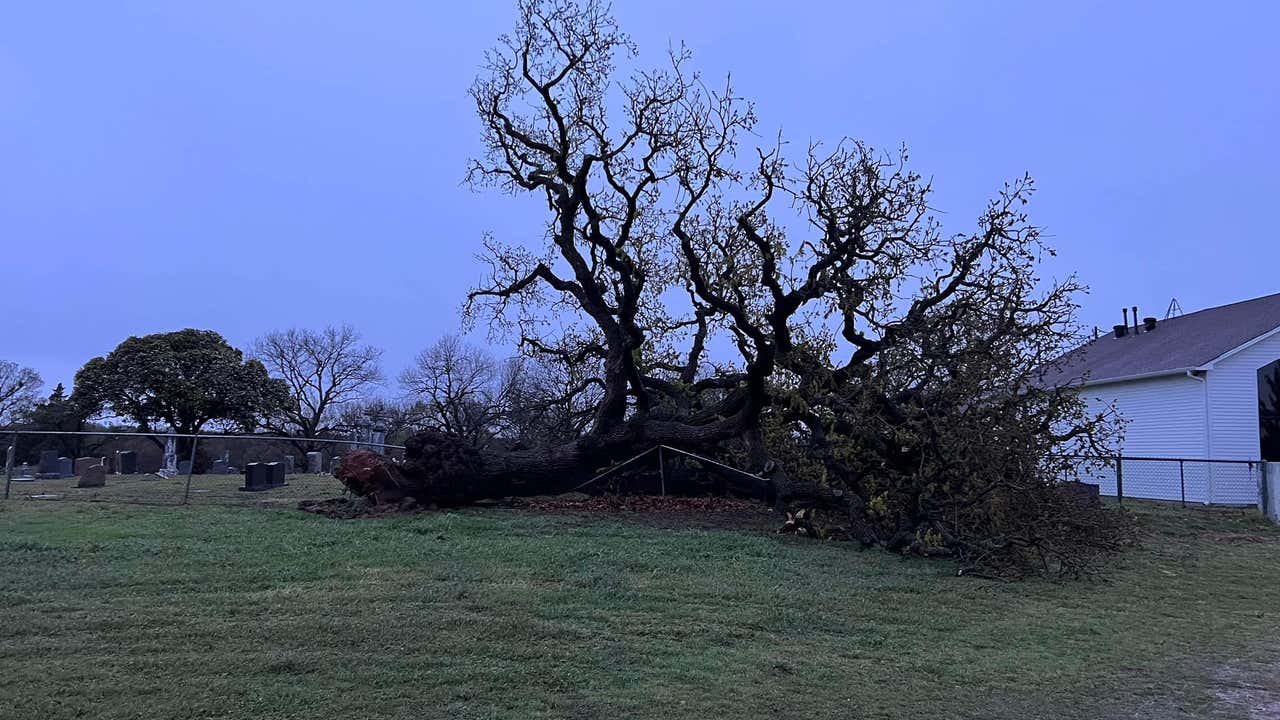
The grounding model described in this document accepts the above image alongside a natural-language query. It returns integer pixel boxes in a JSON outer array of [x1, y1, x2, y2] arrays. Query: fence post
[[1115, 455, 1124, 505], [181, 434, 199, 506], [1207, 461, 1215, 506], [1253, 461, 1265, 515], [4, 437, 15, 500], [1179, 460, 1186, 508], [658, 446, 666, 497]]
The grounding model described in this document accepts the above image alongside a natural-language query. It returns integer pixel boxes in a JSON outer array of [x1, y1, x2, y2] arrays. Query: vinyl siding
[[1080, 374, 1209, 501], [1206, 330, 1280, 461], [1199, 330, 1280, 504], [1086, 374, 1208, 457]]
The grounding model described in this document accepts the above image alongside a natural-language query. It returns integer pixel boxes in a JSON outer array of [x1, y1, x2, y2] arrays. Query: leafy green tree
[[74, 330, 290, 445], [15, 383, 100, 459]]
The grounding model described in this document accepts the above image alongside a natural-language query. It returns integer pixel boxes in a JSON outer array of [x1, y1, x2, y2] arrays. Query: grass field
[[2, 496, 1279, 719], [4, 471, 347, 507]]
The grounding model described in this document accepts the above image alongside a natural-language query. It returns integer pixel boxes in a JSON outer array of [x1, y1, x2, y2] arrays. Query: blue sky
[[3, 1, 1277, 391]]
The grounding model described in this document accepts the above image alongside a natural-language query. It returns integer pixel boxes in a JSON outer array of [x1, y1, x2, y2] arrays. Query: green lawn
[[1, 498, 1278, 719], [4, 471, 347, 507]]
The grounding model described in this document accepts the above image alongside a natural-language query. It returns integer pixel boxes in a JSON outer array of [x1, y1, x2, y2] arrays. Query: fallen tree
[[336, 0, 1132, 576]]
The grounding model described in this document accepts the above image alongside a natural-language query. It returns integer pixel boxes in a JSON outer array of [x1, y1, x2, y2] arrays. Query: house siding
[[1081, 374, 1209, 501], [1072, 331, 1280, 505], [1206, 330, 1280, 461], [1199, 331, 1280, 504], [1087, 374, 1208, 457]]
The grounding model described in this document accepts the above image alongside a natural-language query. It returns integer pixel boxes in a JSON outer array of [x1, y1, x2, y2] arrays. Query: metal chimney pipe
[[1122, 307, 1129, 331], [1132, 306, 1139, 334]]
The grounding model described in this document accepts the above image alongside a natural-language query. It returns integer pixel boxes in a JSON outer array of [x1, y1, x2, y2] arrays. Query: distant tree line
[[1, 325, 584, 460]]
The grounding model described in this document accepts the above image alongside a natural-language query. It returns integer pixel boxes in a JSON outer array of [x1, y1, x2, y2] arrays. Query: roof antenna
[[1165, 297, 1183, 319]]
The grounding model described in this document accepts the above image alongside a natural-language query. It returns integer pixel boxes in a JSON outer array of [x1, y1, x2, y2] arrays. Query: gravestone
[[158, 437, 178, 478], [177, 460, 192, 475], [74, 457, 103, 476], [305, 452, 323, 474], [76, 465, 107, 488], [36, 450, 61, 479], [116, 450, 137, 475], [58, 457, 73, 477], [241, 462, 287, 492], [242, 463, 266, 491], [282, 455, 295, 475], [329, 456, 343, 475], [8, 447, 34, 483], [211, 449, 233, 475]]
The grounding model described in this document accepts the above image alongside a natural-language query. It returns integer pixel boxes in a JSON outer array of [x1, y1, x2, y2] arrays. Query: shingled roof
[[1042, 292, 1280, 387]]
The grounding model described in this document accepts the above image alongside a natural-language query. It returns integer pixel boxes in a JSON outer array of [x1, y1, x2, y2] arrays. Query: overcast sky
[[3, 1, 1277, 391]]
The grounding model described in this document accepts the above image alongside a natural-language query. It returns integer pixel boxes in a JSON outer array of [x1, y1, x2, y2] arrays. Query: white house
[[1044, 292, 1280, 504]]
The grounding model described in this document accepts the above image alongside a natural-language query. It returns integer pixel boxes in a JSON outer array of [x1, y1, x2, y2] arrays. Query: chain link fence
[[5, 434, 1273, 514], [1066, 455, 1267, 508], [2, 430, 403, 507]]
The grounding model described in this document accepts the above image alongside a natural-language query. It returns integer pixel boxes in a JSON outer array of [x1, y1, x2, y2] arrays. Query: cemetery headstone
[[6, 447, 34, 483], [282, 455, 295, 475], [267, 461, 286, 487], [73, 457, 103, 476], [177, 460, 192, 476], [306, 452, 323, 474], [116, 450, 138, 475], [158, 437, 178, 478], [36, 450, 61, 479], [241, 462, 287, 491], [76, 464, 107, 488], [58, 457, 73, 477], [211, 459, 229, 475], [242, 463, 265, 491]]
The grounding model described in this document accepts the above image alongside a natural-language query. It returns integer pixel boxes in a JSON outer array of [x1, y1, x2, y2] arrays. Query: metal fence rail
[[1064, 454, 1266, 508], [3, 429, 403, 506]]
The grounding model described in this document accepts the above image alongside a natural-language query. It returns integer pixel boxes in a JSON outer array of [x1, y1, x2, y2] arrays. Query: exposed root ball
[[334, 450, 411, 504]]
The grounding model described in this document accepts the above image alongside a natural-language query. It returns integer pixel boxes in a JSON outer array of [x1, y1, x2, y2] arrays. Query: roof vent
[[1113, 324, 1128, 339], [1143, 316, 1157, 332]]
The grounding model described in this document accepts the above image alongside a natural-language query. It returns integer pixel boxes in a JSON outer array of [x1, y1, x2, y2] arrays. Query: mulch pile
[[508, 493, 765, 513], [298, 497, 422, 519], [299, 492, 779, 531]]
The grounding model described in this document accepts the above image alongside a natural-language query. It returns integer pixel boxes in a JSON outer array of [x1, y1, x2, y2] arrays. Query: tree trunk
[[336, 416, 782, 507]]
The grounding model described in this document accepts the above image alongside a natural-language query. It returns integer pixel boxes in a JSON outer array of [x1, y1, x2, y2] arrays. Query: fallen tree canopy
[[332, 0, 1135, 577]]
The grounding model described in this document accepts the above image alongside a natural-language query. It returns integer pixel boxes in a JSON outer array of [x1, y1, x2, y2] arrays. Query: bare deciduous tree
[[253, 325, 383, 448], [0, 360, 42, 427], [400, 335, 521, 448]]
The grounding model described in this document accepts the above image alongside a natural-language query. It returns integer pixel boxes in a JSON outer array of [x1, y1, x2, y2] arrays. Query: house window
[[1261, 358, 1280, 462]]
